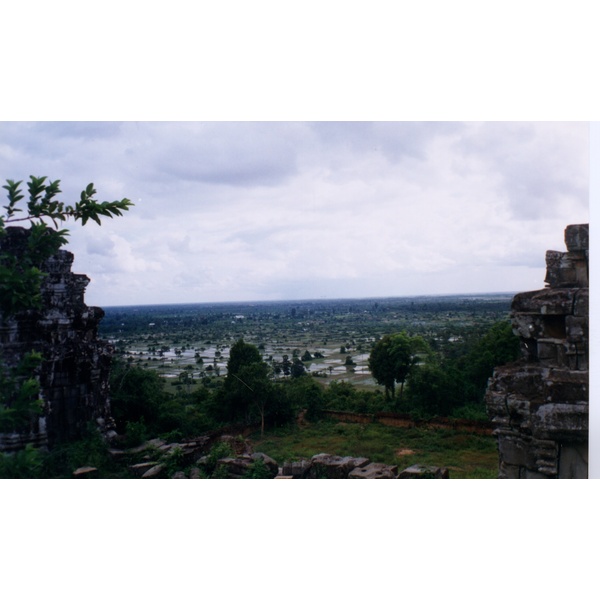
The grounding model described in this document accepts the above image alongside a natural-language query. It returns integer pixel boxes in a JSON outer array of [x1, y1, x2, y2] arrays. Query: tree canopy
[[368, 332, 427, 404]]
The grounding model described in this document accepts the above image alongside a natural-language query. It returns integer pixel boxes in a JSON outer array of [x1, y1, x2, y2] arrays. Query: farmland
[[99, 293, 514, 391]]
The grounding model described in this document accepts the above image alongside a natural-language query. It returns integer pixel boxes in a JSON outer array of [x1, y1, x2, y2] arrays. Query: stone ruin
[[485, 224, 589, 478], [0, 227, 115, 451], [112, 434, 449, 479]]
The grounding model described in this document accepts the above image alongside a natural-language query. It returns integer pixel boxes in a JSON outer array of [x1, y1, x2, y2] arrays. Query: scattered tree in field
[[290, 357, 306, 378], [301, 350, 313, 362], [219, 339, 270, 431], [368, 332, 427, 404]]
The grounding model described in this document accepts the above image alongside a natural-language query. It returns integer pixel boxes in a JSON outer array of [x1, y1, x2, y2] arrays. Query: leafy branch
[[0, 175, 133, 316], [1, 176, 133, 229]]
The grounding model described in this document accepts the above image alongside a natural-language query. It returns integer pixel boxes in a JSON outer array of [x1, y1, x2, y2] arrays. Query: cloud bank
[[0, 121, 589, 306]]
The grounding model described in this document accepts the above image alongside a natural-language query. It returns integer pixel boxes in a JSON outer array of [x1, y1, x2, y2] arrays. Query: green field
[[249, 420, 498, 478]]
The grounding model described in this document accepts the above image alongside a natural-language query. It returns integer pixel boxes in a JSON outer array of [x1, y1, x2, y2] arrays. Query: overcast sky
[[0, 121, 589, 307]]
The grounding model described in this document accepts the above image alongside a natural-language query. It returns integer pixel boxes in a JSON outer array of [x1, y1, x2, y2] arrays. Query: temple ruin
[[485, 224, 589, 478], [0, 227, 115, 451]]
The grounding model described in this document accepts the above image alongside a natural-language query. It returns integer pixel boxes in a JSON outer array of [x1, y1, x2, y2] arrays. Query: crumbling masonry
[[0, 227, 114, 451], [485, 224, 589, 478]]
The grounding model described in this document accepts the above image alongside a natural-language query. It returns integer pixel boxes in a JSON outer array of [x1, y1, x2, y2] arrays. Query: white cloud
[[0, 121, 589, 305]]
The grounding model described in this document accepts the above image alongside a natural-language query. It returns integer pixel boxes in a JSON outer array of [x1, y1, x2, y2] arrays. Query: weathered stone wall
[[0, 227, 114, 450], [485, 224, 589, 478]]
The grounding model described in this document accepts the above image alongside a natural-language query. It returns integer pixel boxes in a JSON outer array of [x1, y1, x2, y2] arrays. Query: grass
[[250, 419, 498, 478]]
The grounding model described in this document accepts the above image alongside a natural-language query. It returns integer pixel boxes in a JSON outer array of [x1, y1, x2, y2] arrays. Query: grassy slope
[[250, 420, 498, 479]]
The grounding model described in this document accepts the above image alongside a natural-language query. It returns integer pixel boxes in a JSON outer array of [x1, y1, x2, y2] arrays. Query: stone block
[[513, 288, 576, 315], [512, 314, 543, 339], [511, 289, 541, 313], [488, 365, 547, 399], [498, 462, 520, 479], [564, 224, 589, 252], [544, 370, 588, 404], [309, 454, 371, 478], [485, 392, 510, 426], [536, 460, 558, 476], [141, 464, 165, 478], [129, 461, 159, 476], [397, 465, 449, 479], [539, 289, 578, 314], [565, 316, 587, 343], [498, 435, 536, 469], [522, 469, 552, 479], [574, 289, 589, 317], [565, 350, 588, 371], [536, 339, 561, 364], [532, 439, 559, 461], [532, 403, 589, 442], [72, 466, 99, 478], [573, 256, 589, 287], [349, 463, 399, 479], [544, 251, 579, 287], [558, 443, 588, 478], [282, 460, 312, 478], [505, 395, 535, 431]]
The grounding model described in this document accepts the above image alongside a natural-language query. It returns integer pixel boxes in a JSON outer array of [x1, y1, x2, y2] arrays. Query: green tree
[[283, 376, 325, 422], [290, 357, 306, 378], [459, 320, 520, 403], [227, 338, 262, 378], [368, 332, 427, 404], [109, 360, 168, 432], [217, 339, 268, 426], [405, 362, 464, 417]]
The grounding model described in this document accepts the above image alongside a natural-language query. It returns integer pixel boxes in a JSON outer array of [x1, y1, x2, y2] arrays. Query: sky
[[0, 121, 589, 307]]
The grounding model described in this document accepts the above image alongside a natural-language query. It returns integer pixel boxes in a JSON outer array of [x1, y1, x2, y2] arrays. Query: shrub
[[0, 444, 44, 478]]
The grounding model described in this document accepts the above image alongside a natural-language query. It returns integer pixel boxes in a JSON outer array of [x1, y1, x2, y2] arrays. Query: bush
[[41, 425, 116, 478], [125, 418, 148, 447], [244, 458, 273, 479], [0, 444, 44, 478]]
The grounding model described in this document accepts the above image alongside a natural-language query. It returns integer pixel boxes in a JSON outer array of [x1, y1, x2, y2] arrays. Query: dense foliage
[[368, 332, 428, 404]]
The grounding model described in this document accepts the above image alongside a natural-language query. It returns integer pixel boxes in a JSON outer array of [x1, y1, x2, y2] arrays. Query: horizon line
[[99, 290, 520, 310]]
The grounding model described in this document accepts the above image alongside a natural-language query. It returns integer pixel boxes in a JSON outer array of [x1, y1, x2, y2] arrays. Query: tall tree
[[221, 339, 270, 429], [368, 332, 427, 404]]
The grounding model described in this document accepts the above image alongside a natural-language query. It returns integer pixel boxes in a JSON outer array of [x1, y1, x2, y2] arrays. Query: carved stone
[[0, 227, 115, 450], [485, 224, 589, 478]]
